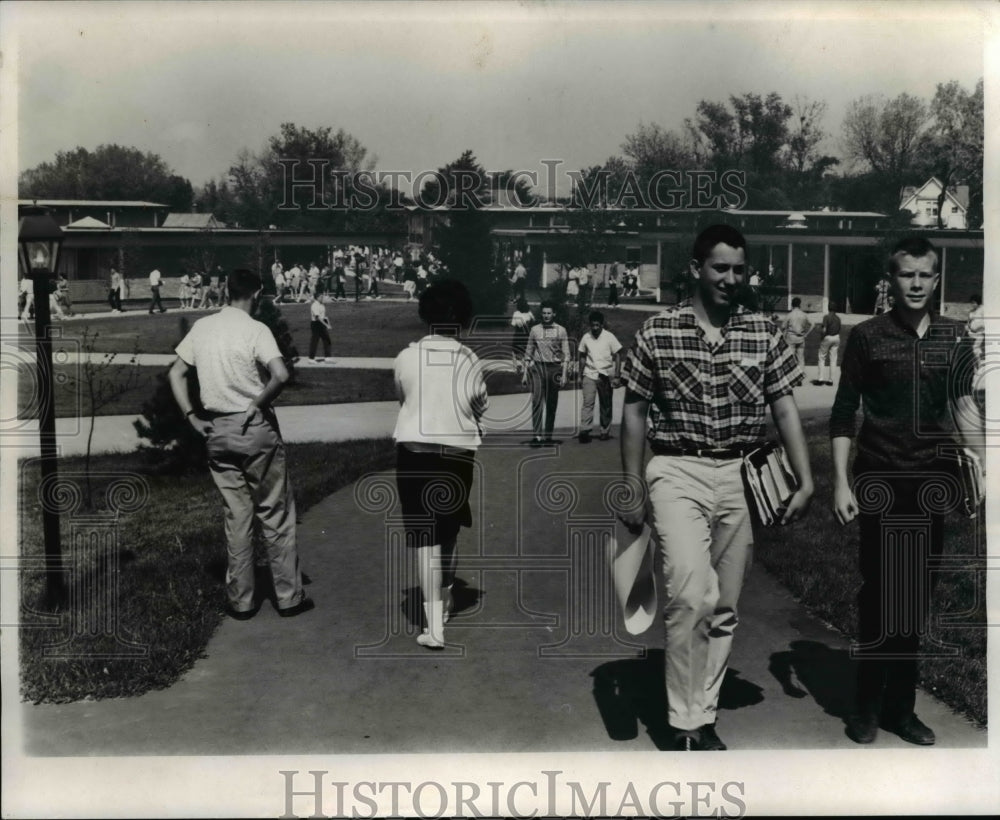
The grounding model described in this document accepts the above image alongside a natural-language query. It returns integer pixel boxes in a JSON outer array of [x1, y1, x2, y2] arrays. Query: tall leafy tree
[[225, 123, 385, 230], [917, 78, 983, 228], [841, 93, 929, 179], [20, 144, 194, 210]]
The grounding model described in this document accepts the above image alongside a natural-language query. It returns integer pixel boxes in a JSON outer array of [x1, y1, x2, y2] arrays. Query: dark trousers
[[608, 283, 618, 306], [852, 457, 949, 720], [333, 281, 346, 299], [529, 362, 561, 438], [512, 278, 526, 301], [108, 289, 121, 311], [309, 321, 331, 358], [149, 285, 164, 313]]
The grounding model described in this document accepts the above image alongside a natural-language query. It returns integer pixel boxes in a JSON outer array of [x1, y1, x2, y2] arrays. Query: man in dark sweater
[[830, 236, 983, 746]]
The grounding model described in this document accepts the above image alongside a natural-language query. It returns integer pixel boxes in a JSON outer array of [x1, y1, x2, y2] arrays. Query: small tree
[[65, 330, 148, 506], [436, 205, 506, 319]]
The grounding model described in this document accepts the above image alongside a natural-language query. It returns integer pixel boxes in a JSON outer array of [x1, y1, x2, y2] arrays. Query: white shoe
[[417, 601, 445, 649]]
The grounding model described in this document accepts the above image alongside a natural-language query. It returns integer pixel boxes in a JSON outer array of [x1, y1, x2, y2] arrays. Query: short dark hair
[[691, 224, 747, 266], [888, 236, 939, 274], [828, 301, 839, 312], [791, 297, 802, 308], [588, 310, 605, 325], [540, 299, 555, 311], [417, 278, 474, 333], [228, 269, 262, 301], [516, 297, 530, 312]]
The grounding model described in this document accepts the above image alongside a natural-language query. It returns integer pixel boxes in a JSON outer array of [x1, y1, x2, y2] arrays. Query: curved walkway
[[21, 435, 984, 755]]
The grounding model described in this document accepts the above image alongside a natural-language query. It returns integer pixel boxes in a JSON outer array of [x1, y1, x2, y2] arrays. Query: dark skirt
[[396, 444, 475, 547]]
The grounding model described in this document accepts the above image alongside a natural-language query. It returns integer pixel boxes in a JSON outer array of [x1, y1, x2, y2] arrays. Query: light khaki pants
[[206, 412, 304, 612], [645, 455, 753, 730]]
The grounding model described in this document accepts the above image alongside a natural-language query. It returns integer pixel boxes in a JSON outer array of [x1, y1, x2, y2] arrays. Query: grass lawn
[[18, 438, 397, 704], [755, 426, 987, 727], [17, 366, 532, 418], [19, 298, 658, 360]]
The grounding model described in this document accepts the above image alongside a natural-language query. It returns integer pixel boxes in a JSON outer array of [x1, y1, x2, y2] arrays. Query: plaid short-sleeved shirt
[[622, 301, 803, 447]]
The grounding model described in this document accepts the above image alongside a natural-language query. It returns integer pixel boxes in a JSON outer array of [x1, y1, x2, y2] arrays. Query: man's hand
[[611, 376, 623, 389], [187, 412, 213, 438], [241, 405, 260, 434], [779, 484, 813, 525], [833, 481, 859, 525], [616, 506, 646, 535]]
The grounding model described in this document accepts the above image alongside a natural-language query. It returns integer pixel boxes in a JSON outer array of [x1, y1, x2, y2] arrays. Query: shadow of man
[[768, 639, 856, 719], [591, 650, 764, 750]]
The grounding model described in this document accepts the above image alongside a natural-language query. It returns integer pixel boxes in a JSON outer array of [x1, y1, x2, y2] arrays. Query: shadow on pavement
[[768, 639, 855, 719], [590, 651, 765, 749], [400, 577, 483, 627]]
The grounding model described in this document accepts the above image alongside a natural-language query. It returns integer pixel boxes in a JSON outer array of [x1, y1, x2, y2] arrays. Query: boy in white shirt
[[169, 269, 311, 620], [577, 310, 622, 442], [308, 293, 332, 361]]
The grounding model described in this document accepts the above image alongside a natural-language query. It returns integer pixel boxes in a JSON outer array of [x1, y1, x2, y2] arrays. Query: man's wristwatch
[[186, 410, 196, 417]]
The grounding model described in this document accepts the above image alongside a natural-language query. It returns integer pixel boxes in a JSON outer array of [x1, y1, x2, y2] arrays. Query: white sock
[[417, 601, 444, 648]]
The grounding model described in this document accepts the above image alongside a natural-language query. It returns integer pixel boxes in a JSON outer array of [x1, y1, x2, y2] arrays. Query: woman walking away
[[393, 280, 488, 648]]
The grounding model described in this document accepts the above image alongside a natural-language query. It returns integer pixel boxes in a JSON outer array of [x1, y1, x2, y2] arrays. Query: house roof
[[899, 177, 969, 212], [161, 213, 226, 229], [64, 216, 111, 229]]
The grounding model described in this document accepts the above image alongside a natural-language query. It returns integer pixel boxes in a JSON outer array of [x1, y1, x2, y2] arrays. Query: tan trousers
[[645, 455, 753, 730], [206, 412, 304, 612]]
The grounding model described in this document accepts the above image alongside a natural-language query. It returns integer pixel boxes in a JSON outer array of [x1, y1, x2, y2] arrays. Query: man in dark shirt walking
[[830, 236, 983, 746]]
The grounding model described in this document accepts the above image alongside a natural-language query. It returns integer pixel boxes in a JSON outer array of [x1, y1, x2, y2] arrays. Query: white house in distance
[[899, 176, 970, 229]]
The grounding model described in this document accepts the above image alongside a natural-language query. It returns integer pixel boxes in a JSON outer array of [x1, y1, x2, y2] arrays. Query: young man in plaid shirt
[[616, 224, 814, 751]]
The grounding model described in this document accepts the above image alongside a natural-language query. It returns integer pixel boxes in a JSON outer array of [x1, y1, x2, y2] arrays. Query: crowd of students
[[166, 225, 983, 753]]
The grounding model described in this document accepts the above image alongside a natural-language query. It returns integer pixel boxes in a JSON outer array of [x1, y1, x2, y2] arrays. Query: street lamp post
[[18, 204, 66, 609]]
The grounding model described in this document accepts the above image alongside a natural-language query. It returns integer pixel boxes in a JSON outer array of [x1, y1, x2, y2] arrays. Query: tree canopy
[[19, 144, 194, 210]]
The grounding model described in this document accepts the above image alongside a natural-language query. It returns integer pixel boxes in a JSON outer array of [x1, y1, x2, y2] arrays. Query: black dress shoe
[[673, 729, 702, 751], [845, 711, 879, 744], [578, 431, 592, 443], [881, 713, 935, 745], [278, 597, 315, 618], [699, 723, 727, 750], [225, 605, 258, 621]]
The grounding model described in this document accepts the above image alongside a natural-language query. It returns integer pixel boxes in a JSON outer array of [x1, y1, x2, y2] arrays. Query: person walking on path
[[523, 300, 569, 446], [577, 310, 622, 442], [831, 236, 983, 747], [393, 279, 488, 649], [510, 260, 528, 302], [308, 293, 332, 362], [108, 268, 124, 313], [781, 297, 812, 370], [873, 278, 891, 315], [168, 268, 312, 620], [509, 297, 535, 375], [812, 302, 842, 385], [148, 268, 167, 314], [607, 262, 620, 308], [616, 223, 814, 751]]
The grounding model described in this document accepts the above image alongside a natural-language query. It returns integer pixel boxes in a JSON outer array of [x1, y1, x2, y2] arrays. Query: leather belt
[[650, 443, 757, 459]]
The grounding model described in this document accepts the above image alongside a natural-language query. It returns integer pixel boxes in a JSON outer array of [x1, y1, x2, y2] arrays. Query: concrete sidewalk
[[6, 381, 846, 458], [22, 435, 984, 755]]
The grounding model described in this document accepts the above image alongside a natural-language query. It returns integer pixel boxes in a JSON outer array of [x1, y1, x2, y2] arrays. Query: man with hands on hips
[[169, 268, 312, 620], [615, 224, 814, 751]]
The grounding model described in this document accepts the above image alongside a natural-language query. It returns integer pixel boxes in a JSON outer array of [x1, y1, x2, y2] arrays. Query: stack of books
[[948, 448, 985, 518], [742, 443, 799, 526]]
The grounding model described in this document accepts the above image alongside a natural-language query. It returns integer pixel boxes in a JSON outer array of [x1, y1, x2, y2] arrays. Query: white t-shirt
[[174, 306, 282, 413], [310, 300, 328, 323], [149, 269, 162, 287], [393, 335, 487, 450], [578, 328, 622, 379]]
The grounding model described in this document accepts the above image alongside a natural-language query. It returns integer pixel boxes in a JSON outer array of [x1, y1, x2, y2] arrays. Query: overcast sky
[[7, 1, 988, 197]]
